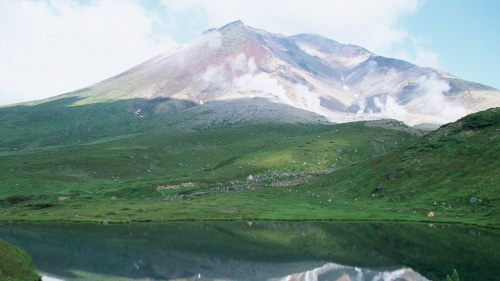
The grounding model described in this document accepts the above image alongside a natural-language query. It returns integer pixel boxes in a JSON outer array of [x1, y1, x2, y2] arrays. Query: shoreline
[[2, 217, 499, 230]]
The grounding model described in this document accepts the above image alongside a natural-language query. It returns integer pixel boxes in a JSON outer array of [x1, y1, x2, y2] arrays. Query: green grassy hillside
[[1, 100, 499, 228], [0, 115, 421, 223], [0, 97, 195, 152], [301, 107, 500, 227], [0, 237, 40, 281]]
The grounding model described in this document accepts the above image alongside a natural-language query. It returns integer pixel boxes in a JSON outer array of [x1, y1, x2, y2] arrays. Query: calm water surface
[[0, 222, 499, 281]]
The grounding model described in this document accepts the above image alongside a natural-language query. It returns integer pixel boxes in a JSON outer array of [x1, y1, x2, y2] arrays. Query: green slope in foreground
[[0, 238, 40, 281], [0, 107, 499, 228], [302, 107, 500, 227]]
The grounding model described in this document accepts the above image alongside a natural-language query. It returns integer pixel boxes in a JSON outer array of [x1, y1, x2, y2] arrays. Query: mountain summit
[[27, 21, 500, 127]]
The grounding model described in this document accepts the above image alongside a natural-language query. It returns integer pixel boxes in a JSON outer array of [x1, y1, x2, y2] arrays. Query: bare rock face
[[55, 21, 500, 127]]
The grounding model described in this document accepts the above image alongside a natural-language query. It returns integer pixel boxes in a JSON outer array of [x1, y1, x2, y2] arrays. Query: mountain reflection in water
[[43, 262, 429, 281], [0, 222, 498, 281], [272, 263, 429, 281]]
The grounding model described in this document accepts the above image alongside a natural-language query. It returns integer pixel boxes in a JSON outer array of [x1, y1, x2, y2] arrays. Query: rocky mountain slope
[[28, 20, 500, 129]]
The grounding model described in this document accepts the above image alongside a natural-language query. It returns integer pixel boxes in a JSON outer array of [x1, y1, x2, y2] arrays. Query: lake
[[0, 222, 499, 281]]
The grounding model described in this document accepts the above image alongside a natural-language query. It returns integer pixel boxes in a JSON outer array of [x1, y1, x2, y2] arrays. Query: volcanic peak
[[28, 22, 500, 128]]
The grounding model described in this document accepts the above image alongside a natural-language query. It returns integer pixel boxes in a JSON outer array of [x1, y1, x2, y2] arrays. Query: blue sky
[[401, 0, 500, 90], [0, 0, 498, 106]]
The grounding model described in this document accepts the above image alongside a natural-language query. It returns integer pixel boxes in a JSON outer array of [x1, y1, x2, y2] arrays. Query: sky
[[0, 0, 499, 106]]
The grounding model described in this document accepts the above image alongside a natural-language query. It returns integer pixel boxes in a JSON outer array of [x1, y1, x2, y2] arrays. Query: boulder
[[386, 170, 396, 181]]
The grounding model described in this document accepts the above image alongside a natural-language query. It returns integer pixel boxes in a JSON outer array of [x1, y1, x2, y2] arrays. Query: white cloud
[[413, 47, 440, 68], [0, 0, 176, 106], [392, 36, 440, 68], [161, 0, 420, 56], [160, 0, 440, 74]]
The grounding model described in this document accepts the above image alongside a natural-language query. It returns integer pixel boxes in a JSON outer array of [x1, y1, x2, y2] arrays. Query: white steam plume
[[356, 99, 367, 115], [202, 64, 224, 83], [233, 72, 292, 104], [291, 84, 330, 116], [373, 95, 408, 117], [201, 53, 292, 104], [416, 74, 467, 121]]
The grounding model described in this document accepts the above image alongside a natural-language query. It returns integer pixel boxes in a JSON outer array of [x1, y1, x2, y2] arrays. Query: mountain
[[0, 21, 499, 229], [2, 20, 499, 153], [25, 20, 500, 129], [1, 21, 499, 281]]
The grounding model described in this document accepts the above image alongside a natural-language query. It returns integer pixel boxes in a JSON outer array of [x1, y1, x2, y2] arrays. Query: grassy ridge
[[0, 97, 186, 152], [0, 238, 40, 281], [301, 107, 500, 227]]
